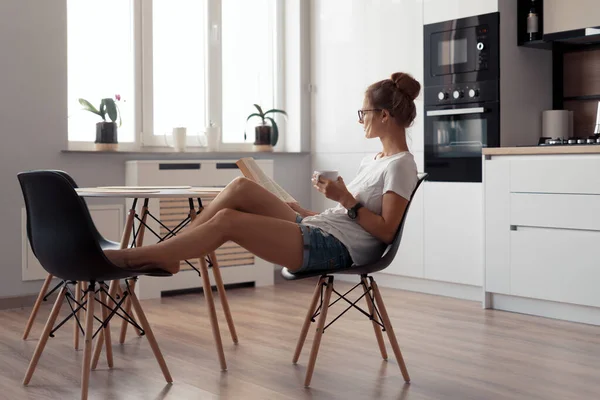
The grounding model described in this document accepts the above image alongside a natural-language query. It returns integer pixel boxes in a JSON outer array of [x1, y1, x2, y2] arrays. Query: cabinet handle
[[510, 225, 517, 231]]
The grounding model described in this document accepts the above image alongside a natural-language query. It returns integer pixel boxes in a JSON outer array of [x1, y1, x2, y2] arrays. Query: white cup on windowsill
[[206, 125, 221, 151]]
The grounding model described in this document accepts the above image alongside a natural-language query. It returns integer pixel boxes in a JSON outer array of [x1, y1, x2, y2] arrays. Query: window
[[67, 0, 135, 143], [67, 0, 281, 147], [222, 0, 277, 143]]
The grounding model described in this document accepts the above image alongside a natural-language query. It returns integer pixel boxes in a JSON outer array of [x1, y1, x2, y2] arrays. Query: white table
[[76, 186, 235, 371]]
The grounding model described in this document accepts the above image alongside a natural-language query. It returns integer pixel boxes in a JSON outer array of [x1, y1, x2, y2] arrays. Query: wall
[[423, 0, 498, 25], [0, 0, 310, 299], [310, 0, 424, 212]]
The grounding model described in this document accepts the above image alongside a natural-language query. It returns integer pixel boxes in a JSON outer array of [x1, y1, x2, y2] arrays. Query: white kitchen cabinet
[[423, 0, 498, 25], [544, 0, 600, 34], [510, 227, 600, 308], [484, 152, 600, 323], [483, 158, 510, 294], [387, 188, 424, 278], [423, 181, 483, 286]]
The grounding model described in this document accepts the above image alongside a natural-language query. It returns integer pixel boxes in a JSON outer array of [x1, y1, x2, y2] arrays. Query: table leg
[[120, 200, 149, 342], [209, 251, 238, 344], [189, 207, 227, 370]]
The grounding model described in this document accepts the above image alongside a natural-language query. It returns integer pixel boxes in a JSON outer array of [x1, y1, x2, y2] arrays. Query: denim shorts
[[295, 214, 353, 273]]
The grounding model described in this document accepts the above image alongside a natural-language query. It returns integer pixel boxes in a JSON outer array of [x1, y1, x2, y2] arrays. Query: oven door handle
[[426, 107, 485, 117]]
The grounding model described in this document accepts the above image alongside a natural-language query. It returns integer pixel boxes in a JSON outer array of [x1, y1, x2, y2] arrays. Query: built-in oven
[[423, 12, 500, 182], [425, 100, 498, 182], [424, 12, 499, 86]]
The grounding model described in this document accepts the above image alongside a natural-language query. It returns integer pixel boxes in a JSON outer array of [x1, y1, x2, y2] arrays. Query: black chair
[[18, 170, 172, 400], [21, 170, 121, 343], [281, 173, 427, 387]]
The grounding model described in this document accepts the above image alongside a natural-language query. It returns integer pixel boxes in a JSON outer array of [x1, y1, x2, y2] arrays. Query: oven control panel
[[476, 25, 490, 70], [425, 80, 498, 106]]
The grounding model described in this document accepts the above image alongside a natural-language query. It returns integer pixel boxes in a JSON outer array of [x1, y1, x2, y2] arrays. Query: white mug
[[172, 127, 187, 152], [206, 125, 221, 151], [313, 170, 339, 182]]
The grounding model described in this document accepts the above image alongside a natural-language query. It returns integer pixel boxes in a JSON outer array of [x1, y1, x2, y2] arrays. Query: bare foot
[[103, 250, 181, 274]]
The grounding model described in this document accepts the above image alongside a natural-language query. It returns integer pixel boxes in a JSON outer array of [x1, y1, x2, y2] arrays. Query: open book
[[236, 157, 296, 203]]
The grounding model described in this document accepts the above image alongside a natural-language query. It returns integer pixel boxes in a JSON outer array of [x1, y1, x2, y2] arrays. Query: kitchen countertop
[[483, 146, 600, 156]]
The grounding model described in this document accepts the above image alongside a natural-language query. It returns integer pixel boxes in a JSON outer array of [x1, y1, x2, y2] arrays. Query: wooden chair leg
[[304, 276, 334, 387], [73, 281, 82, 350], [23, 285, 67, 385], [99, 286, 114, 367], [128, 288, 173, 383], [209, 252, 238, 344], [81, 285, 96, 400], [293, 277, 325, 364], [22, 273, 54, 340], [92, 280, 118, 370], [370, 278, 410, 383], [199, 257, 227, 371], [119, 281, 143, 343], [361, 277, 387, 360]]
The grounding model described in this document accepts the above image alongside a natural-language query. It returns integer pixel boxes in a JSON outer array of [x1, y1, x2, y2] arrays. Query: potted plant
[[245, 104, 287, 151], [78, 94, 122, 151]]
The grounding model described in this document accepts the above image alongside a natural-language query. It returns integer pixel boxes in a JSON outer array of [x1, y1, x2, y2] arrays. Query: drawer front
[[510, 158, 600, 195], [511, 193, 600, 231], [510, 227, 600, 308]]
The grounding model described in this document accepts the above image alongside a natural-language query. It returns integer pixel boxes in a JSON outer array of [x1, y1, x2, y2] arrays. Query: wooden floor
[[1, 276, 599, 400]]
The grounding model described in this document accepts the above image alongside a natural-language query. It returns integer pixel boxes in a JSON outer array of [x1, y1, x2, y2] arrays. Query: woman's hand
[[312, 175, 356, 207]]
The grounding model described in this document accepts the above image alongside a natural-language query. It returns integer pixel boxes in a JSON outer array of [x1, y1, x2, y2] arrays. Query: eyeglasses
[[357, 108, 382, 122]]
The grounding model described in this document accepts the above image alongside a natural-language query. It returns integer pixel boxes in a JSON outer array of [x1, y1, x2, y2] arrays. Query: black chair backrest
[[348, 173, 427, 275], [18, 170, 119, 281]]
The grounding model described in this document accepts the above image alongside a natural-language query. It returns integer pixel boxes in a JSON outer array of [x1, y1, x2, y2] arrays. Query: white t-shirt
[[302, 152, 418, 266]]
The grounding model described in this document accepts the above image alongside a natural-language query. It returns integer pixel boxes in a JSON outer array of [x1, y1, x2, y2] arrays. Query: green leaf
[[264, 109, 288, 118], [265, 116, 279, 146], [246, 112, 263, 123], [253, 104, 264, 116], [103, 98, 118, 123], [78, 98, 102, 117], [99, 100, 107, 121]]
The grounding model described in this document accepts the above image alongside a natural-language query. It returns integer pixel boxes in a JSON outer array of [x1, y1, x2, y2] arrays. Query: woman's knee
[[228, 176, 253, 193], [212, 208, 240, 238]]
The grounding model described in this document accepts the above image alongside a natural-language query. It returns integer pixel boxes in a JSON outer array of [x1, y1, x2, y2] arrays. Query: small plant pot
[[254, 124, 273, 152], [95, 121, 118, 151]]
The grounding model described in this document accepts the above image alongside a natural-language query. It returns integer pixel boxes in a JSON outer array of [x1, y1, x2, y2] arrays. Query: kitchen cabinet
[[387, 187, 425, 278], [423, 181, 483, 286], [484, 150, 600, 316], [423, 0, 498, 25], [544, 0, 600, 35]]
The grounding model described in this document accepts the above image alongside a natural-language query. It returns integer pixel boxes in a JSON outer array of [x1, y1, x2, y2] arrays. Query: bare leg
[[189, 177, 297, 228], [105, 209, 304, 273]]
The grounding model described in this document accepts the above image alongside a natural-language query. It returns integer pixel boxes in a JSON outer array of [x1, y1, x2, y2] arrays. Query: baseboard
[[0, 294, 41, 310], [488, 293, 600, 326], [335, 273, 482, 302]]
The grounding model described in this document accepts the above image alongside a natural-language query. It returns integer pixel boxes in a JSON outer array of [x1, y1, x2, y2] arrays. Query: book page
[[236, 158, 296, 203]]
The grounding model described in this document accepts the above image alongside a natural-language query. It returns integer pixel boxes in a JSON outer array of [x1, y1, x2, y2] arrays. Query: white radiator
[[125, 159, 275, 299]]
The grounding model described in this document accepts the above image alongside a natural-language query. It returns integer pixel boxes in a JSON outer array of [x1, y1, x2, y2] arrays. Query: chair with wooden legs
[[115, 197, 237, 371], [21, 171, 121, 346], [18, 170, 173, 400], [281, 173, 427, 387]]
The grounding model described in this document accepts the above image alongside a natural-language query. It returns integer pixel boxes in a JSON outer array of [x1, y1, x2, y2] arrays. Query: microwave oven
[[424, 12, 499, 86]]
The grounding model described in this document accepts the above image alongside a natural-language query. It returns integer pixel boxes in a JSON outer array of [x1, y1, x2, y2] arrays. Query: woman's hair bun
[[390, 72, 421, 101]]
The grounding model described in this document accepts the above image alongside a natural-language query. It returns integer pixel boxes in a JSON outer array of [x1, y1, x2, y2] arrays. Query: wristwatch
[[347, 202, 363, 220]]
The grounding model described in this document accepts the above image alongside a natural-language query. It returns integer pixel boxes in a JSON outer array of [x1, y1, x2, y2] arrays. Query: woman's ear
[[381, 109, 390, 123]]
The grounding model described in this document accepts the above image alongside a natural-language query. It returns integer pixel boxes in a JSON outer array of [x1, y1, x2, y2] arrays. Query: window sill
[[63, 142, 308, 155]]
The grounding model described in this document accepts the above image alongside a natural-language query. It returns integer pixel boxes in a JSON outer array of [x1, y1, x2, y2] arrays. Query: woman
[[105, 72, 420, 274]]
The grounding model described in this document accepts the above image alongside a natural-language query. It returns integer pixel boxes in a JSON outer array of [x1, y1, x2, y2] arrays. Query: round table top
[[76, 186, 223, 199]]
